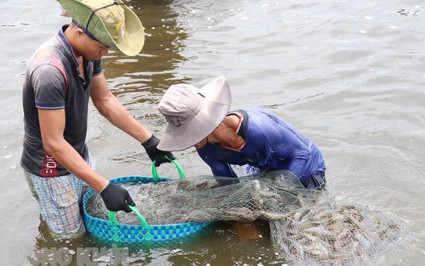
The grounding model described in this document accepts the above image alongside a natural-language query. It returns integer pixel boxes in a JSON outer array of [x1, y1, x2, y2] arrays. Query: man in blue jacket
[[157, 76, 326, 190]]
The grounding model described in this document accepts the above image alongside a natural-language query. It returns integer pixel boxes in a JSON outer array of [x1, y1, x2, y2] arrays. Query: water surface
[[1, 0, 424, 265]]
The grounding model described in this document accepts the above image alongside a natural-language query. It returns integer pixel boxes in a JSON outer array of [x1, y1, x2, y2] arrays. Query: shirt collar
[[57, 25, 81, 69], [227, 110, 249, 140]]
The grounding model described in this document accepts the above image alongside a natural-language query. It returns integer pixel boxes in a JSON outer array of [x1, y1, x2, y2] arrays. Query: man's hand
[[142, 135, 175, 166], [100, 182, 135, 212]]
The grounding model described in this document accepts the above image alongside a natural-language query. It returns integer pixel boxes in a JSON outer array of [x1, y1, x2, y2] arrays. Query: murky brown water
[[1, 0, 425, 265]]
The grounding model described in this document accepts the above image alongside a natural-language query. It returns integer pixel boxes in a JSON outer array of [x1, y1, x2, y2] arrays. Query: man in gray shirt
[[21, 0, 173, 238]]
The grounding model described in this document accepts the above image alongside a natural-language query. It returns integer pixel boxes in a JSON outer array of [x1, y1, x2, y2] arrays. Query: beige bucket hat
[[58, 0, 145, 56], [157, 76, 232, 151]]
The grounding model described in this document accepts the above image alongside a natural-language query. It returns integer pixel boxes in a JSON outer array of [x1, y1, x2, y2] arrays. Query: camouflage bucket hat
[[58, 0, 145, 56]]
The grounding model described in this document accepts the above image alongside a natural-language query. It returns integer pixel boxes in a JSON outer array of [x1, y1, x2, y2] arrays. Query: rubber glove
[[100, 182, 135, 212], [142, 135, 175, 166]]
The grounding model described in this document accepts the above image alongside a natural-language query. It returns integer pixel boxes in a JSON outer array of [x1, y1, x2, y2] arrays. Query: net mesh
[[85, 170, 405, 264]]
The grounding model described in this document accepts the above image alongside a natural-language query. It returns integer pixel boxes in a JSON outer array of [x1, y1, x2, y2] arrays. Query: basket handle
[[152, 155, 186, 181], [108, 205, 150, 229]]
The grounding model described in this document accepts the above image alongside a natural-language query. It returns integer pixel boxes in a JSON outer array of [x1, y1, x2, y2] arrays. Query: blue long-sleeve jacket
[[196, 108, 326, 187]]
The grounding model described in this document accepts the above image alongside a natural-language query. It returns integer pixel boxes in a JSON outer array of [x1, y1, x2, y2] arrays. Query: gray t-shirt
[[21, 25, 102, 177]]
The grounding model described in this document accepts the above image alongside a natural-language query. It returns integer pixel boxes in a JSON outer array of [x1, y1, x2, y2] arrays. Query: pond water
[[1, 0, 424, 265]]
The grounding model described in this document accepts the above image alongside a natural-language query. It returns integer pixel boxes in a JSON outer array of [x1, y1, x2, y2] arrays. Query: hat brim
[[58, 0, 145, 56], [157, 77, 232, 151], [112, 5, 145, 56]]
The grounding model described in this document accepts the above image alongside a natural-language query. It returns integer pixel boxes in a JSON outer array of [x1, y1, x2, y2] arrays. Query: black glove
[[142, 135, 175, 167], [100, 182, 135, 213]]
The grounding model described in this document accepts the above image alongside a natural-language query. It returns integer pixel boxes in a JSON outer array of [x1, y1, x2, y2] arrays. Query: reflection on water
[[1, 0, 425, 265], [103, 0, 190, 102]]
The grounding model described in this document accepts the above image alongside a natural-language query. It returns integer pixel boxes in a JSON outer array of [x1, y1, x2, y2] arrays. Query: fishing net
[[86, 170, 405, 264]]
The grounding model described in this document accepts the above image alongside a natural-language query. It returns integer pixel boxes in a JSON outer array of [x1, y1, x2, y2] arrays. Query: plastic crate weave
[[82, 160, 210, 244]]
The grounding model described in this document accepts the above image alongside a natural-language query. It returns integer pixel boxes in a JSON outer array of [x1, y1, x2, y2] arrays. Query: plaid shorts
[[24, 165, 92, 238]]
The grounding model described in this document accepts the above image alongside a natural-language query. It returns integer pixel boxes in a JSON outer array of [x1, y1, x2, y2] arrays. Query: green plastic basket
[[83, 158, 210, 244]]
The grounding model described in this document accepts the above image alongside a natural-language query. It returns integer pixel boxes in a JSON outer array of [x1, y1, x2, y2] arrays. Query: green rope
[[152, 155, 186, 181], [108, 206, 152, 242], [108, 211, 121, 242]]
